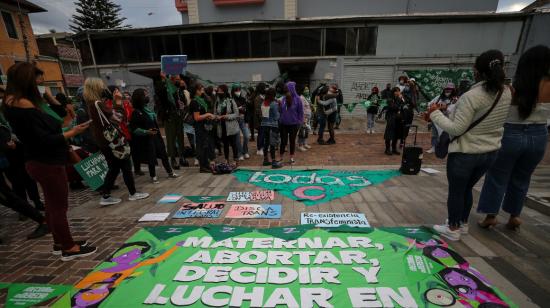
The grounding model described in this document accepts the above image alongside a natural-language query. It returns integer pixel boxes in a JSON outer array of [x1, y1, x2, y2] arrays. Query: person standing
[[253, 83, 267, 156], [334, 85, 344, 129], [477, 45, 550, 230], [366, 87, 380, 134], [381, 83, 392, 100], [298, 85, 312, 151], [159, 73, 185, 170], [317, 85, 339, 145], [261, 88, 282, 168], [190, 83, 216, 173], [384, 87, 405, 155], [130, 89, 179, 184], [430, 50, 512, 241], [231, 84, 250, 160], [426, 83, 458, 154], [4, 62, 96, 260], [279, 82, 304, 165], [215, 85, 241, 165], [84, 78, 149, 205]]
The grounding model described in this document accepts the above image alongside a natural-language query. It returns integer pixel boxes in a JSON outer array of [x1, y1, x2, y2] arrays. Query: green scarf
[[194, 96, 208, 111], [39, 102, 63, 124]]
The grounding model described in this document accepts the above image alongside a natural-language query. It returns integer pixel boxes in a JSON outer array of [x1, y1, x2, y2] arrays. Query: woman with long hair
[[130, 88, 179, 184], [477, 45, 550, 230], [260, 88, 282, 168], [383, 87, 405, 155], [426, 83, 458, 154], [215, 84, 241, 164], [3, 62, 95, 260], [189, 83, 216, 173], [430, 50, 512, 241], [84, 78, 149, 205], [279, 81, 304, 165]]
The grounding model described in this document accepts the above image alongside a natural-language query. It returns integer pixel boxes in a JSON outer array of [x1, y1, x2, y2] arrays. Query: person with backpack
[[367, 87, 381, 134], [84, 78, 149, 206], [215, 85, 241, 165], [130, 89, 179, 184], [261, 88, 283, 169], [426, 83, 458, 154], [430, 50, 512, 241], [477, 45, 550, 231], [384, 87, 405, 155]]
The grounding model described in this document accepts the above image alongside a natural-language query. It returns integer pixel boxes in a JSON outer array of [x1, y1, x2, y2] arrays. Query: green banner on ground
[[57, 225, 514, 307], [405, 69, 474, 101], [233, 169, 400, 206], [2, 283, 72, 308], [74, 152, 109, 191]]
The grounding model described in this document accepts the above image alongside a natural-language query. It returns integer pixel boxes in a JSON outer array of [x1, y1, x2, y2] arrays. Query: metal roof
[[2, 0, 47, 13]]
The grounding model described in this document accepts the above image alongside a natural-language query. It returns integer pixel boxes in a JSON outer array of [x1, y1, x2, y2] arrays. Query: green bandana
[[194, 96, 208, 111]]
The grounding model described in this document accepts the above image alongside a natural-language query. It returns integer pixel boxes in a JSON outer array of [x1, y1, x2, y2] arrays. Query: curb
[[525, 194, 550, 216]]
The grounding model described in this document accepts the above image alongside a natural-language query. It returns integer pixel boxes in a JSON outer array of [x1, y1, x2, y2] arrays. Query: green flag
[[343, 103, 358, 113], [184, 196, 225, 203], [4, 283, 72, 308], [405, 69, 474, 101]]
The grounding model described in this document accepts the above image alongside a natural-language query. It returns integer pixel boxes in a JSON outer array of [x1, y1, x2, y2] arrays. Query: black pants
[[5, 162, 42, 207], [222, 134, 239, 161], [262, 126, 278, 161], [0, 170, 44, 224], [147, 137, 173, 178], [196, 126, 215, 169], [385, 139, 398, 152], [280, 124, 299, 156], [101, 148, 136, 197]]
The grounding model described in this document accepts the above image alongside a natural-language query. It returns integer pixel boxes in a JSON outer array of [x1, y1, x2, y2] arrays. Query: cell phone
[[83, 120, 93, 125]]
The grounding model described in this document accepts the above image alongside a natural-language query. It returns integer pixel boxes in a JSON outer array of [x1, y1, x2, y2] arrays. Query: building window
[[121, 36, 151, 62], [78, 41, 93, 66], [181, 33, 212, 60], [213, 31, 249, 59], [92, 38, 122, 65], [358, 27, 377, 55], [151, 36, 164, 61], [164, 35, 181, 55], [49, 87, 62, 96], [325, 28, 345, 56], [345, 28, 357, 56], [250, 30, 269, 58], [270, 30, 288, 57], [1, 11, 18, 39], [290, 29, 321, 57], [61, 61, 81, 75]]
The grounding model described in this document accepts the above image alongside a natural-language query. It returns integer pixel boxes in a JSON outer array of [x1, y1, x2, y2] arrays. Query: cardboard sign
[[74, 152, 108, 190], [161, 55, 187, 76], [226, 190, 275, 202], [301, 212, 370, 227], [2, 283, 72, 308], [226, 204, 281, 219], [138, 213, 171, 222], [158, 194, 183, 204], [173, 202, 225, 219]]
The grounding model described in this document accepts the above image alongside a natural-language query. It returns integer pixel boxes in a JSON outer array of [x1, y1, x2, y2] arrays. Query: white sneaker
[[298, 146, 307, 152], [445, 219, 469, 234], [257, 149, 264, 156], [194, 159, 199, 166], [244, 153, 250, 159], [151, 176, 160, 184], [100, 196, 122, 206], [238, 156, 244, 161], [168, 172, 179, 178], [433, 224, 461, 241], [426, 147, 435, 154], [304, 144, 311, 149], [129, 192, 150, 201]]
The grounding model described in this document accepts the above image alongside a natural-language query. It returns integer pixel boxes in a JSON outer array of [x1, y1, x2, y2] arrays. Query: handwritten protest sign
[[161, 55, 187, 76], [226, 204, 281, 219], [226, 190, 275, 202], [301, 212, 370, 227], [173, 202, 225, 219], [74, 152, 108, 190]]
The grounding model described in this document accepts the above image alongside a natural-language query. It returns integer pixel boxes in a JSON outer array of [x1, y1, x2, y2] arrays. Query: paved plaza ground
[[1, 126, 549, 307]]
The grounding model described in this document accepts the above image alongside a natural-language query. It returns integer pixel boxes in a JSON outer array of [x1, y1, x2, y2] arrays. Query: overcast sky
[[29, 0, 536, 34]]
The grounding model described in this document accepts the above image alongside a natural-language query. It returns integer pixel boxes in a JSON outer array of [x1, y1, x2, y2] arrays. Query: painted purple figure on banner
[[439, 268, 509, 307]]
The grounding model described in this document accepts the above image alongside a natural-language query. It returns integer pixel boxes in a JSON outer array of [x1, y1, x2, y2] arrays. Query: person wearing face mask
[[189, 83, 216, 173], [425, 83, 458, 154], [384, 87, 405, 155], [397, 76, 408, 92], [159, 73, 186, 171], [231, 84, 250, 161], [298, 85, 312, 151], [130, 88, 179, 184], [215, 85, 241, 165]]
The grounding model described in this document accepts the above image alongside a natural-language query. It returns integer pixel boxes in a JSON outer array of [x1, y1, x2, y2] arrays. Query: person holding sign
[[158, 72, 186, 170], [3, 62, 96, 261]]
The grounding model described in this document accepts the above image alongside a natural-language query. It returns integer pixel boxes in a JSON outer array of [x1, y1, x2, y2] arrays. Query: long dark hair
[[217, 84, 230, 100], [4, 62, 42, 106], [189, 82, 204, 98], [265, 87, 276, 102], [513, 45, 550, 119], [131, 88, 148, 110], [475, 49, 505, 94]]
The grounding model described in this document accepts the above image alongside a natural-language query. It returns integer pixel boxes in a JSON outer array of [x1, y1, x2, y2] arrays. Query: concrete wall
[[522, 13, 550, 51], [196, 0, 284, 24], [376, 21, 523, 57], [297, 0, 498, 18]]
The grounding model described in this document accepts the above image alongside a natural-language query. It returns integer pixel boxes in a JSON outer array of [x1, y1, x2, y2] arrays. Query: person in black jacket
[[130, 89, 179, 184], [384, 87, 405, 155]]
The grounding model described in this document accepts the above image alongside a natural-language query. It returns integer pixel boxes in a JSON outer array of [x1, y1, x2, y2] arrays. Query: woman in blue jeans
[[430, 50, 512, 241], [477, 45, 550, 231]]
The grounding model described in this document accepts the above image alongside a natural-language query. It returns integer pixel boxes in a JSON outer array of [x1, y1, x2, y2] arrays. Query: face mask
[[303, 91, 310, 96], [444, 91, 452, 97], [399, 81, 404, 85], [234, 91, 241, 97]]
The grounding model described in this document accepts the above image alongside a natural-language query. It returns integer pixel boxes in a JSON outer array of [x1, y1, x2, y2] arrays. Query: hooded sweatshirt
[[279, 82, 304, 126]]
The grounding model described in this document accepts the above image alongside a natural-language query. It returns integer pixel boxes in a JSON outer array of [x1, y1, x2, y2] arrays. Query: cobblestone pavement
[[1, 130, 550, 307]]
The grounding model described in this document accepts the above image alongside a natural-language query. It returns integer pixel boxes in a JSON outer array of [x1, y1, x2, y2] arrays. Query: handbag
[[95, 101, 131, 159], [435, 88, 504, 159]]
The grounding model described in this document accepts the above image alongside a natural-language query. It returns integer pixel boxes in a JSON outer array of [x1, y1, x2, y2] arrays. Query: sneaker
[[194, 159, 199, 166], [262, 160, 271, 166], [151, 176, 160, 184], [272, 161, 283, 169], [256, 149, 264, 156], [61, 245, 97, 262], [317, 140, 327, 145], [304, 144, 312, 149], [298, 146, 307, 152], [199, 167, 212, 173], [445, 219, 469, 234], [53, 240, 88, 256], [168, 172, 179, 178], [129, 192, 150, 201], [238, 156, 245, 161], [27, 224, 49, 240], [100, 196, 122, 206], [433, 224, 461, 241], [290, 158, 296, 165], [426, 147, 435, 154], [244, 153, 250, 159], [326, 139, 336, 145]]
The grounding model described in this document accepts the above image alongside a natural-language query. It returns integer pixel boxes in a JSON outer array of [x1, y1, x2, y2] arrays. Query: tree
[[69, 0, 128, 33]]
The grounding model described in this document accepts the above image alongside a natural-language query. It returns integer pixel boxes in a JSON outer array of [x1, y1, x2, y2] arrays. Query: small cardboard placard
[[173, 202, 225, 219], [158, 194, 183, 204], [138, 213, 170, 222], [74, 152, 108, 191], [226, 190, 275, 202], [226, 204, 281, 219], [161, 55, 187, 76], [300, 212, 370, 227]]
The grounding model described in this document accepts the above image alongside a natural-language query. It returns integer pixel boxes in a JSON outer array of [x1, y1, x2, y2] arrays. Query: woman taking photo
[[84, 78, 149, 205], [477, 45, 550, 230], [215, 85, 241, 165], [130, 88, 179, 184], [279, 81, 304, 165], [189, 83, 216, 173], [430, 50, 512, 241], [3, 62, 96, 260]]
